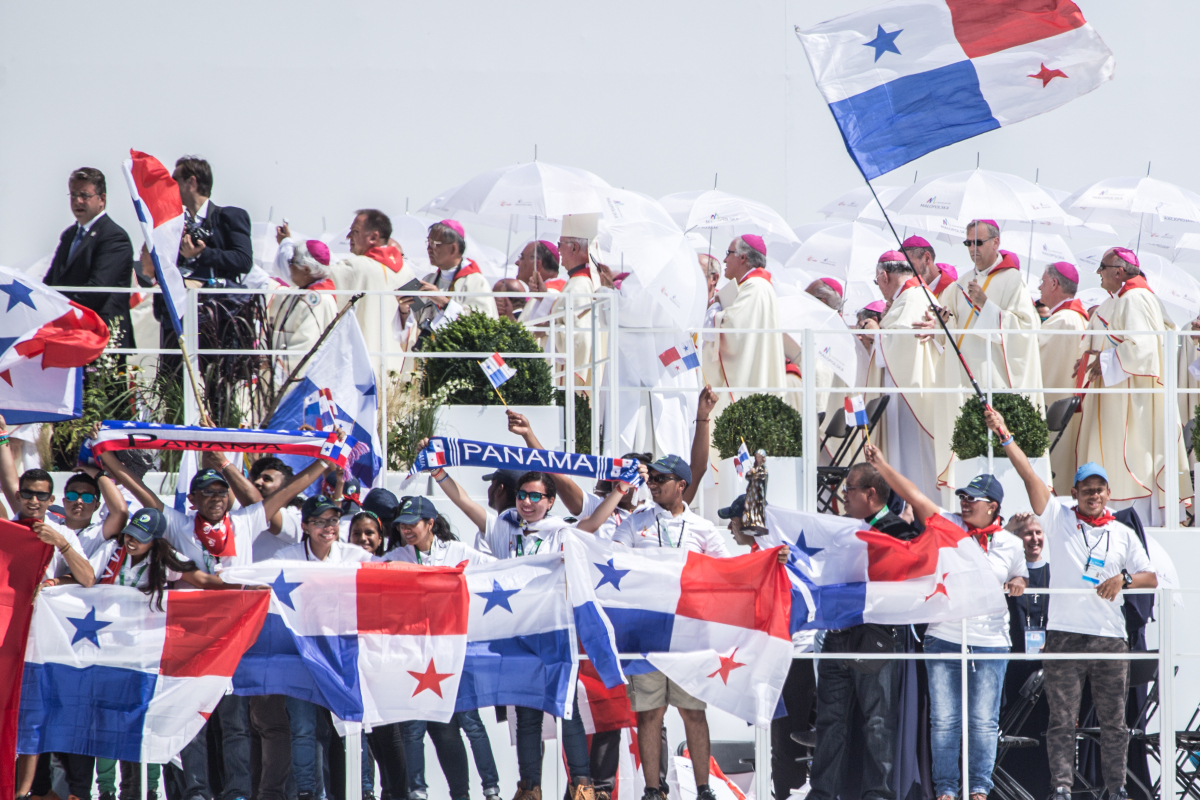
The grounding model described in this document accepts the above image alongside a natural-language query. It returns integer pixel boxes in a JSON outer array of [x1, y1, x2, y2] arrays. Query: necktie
[[68, 225, 85, 260]]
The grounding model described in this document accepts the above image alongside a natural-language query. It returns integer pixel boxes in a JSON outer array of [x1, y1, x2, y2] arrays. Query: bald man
[[493, 278, 528, 321]]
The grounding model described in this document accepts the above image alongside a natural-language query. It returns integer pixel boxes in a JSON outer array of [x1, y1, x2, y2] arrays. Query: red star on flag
[[408, 658, 455, 698], [0, 370, 10, 387], [1028, 63, 1067, 87], [924, 572, 951, 602], [706, 647, 747, 684], [629, 731, 642, 769]]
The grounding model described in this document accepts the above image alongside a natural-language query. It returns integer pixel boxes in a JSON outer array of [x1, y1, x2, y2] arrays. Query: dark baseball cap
[[482, 469, 524, 490], [302, 494, 341, 521], [647, 454, 691, 485], [395, 496, 438, 525], [956, 474, 1004, 505], [123, 507, 167, 543], [190, 469, 230, 493], [717, 494, 746, 520], [363, 488, 400, 526]]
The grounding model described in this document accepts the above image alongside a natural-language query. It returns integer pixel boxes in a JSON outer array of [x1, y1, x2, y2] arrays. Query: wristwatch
[[1121, 569, 1133, 588]]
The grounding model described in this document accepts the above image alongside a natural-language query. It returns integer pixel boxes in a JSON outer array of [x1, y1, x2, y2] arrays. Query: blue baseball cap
[[302, 494, 341, 521], [717, 494, 746, 520], [1074, 462, 1109, 485], [956, 474, 1003, 505], [122, 507, 167, 543], [647, 454, 691, 485], [395, 496, 439, 525], [189, 468, 229, 493]]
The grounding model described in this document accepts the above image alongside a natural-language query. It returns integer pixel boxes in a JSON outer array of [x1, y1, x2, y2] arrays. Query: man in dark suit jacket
[[44, 168, 135, 348]]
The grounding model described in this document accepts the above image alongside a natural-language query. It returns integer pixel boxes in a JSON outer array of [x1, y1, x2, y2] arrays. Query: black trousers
[[771, 658, 818, 799], [589, 727, 668, 793], [334, 723, 407, 800], [249, 695, 292, 800]]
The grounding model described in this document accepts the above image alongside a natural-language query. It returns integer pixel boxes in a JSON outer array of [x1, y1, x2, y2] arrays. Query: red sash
[[989, 252, 1021, 274], [738, 268, 773, 285], [366, 245, 404, 273], [967, 521, 1003, 553], [1075, 509, 1116, 527], [1056, 298, 1089, 320], [567, 265, 593, 280], [306, 278, 335, 292], [1118, 275, 1152, 297], [545, 279, 567, 291], [784, 362, 801, 378], [933, 271, 955, 296], [195, 514, 237, 558], [455, 260, 482, 280], [899, 276, 923, 296], [99, 545, 127, 585]]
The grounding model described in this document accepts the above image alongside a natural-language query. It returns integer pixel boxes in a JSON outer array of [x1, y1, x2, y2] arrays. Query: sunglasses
[[517, 490, 548, 503], [962, 237, 995, 247], [64, 491, 98, 504], [195, 487, 228, 498], [18, 489, 51, 501], [646, 473, 679, 485]]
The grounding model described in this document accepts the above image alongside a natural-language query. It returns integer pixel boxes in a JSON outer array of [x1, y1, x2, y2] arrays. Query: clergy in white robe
[[517, 240, 566, 325], [1036, 261, 1089, 495], [416, 220, 497, 321], [934, 220, 1043, 495], [270, 239, 338, 381], [1177, 317, 1200, 471], [701, 234, 786, 420], [552, 214, 606, 389], [868, 251, 941, 499], [1076, 247, 1191, 524]]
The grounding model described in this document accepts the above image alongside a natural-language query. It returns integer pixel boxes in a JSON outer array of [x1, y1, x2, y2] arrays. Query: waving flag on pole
[[18, 586, 268, 763], [0, 265, 109, 374], [796, 0, 1114, 179], [764, 506, 1005, 633], [657, 340, 701, 375], [844, 394, 869, 427], [122, 150, 187, 336], [733, 440, 752, 479], [303, 388, 339, 432], [479, 353, 517, 390]]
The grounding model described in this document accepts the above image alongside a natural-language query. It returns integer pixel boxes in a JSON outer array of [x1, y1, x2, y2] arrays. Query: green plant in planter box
[[950, 393, 1049, 461], [555, 390, 591, 455], [419, 312, 553, 406], [1193, 405, 1200, 459], [712, 394, 803, 461]]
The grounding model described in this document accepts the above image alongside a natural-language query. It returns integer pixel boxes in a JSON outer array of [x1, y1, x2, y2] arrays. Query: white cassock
[[552, 267, 606, 389], [421, 261, 498, 320], [1176, 326, 1200, 472], [869, 277, 940, 499], [785, 359, 847, 467], [701, 269, 786, 419], [270, 283, 338, 381], [327, 253, 416, 379], [935, 252, 1042, 494], [1076, 277, 1191, 524], [1038, 297, 1088, 495]]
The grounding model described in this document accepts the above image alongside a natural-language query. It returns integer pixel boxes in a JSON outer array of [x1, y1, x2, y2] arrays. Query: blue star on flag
[[271, 571, 303, 610], [477, 580, 520, 614], [0, 336, 16, 356], [594, 558, 631, 591], [357, 381, 376, 397], [67, 607, 112, 647], [788, 531, 824, 566], [863, 25, 902, 61]]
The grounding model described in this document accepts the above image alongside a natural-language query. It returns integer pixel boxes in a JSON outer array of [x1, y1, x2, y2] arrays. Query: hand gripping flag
[[408, 437, 641, 487], [657, 340, 701, 375], [18, 586, 268, 763], [797, 0, 1114, 179], [123, 150, 187, 336], [223, 562, 468, 726], [764, 506, 1005, 633], [80, 421, 358, 471], [845, 394, 869, 427], [566, 531, 791, 727], [480, 353, 517, 390], [0, 265, 109, 374]]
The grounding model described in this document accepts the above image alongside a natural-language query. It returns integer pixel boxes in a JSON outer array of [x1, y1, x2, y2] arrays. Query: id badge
[[1025, 628, 1045, 655], [1087, 555, 1106, 569], [1081, 573, 1100, 586]]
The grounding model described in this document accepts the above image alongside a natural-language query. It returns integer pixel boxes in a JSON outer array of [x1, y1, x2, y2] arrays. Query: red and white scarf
[[967, 521, 1003, 553], [99, 544, 128, 585], [195, 514, 237, 558]]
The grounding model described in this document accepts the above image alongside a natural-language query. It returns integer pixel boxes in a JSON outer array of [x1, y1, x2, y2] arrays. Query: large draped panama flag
[[122, 150, 187, 336], [0, 265, 109, 375], [564, 532, 792, 727], [763, 507, 1006, 633], [17, 586, 269, 764], [797, 0, 1115, 179]]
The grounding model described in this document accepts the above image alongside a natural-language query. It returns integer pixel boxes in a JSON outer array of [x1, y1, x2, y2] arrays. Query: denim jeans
[[456, 710, 500, 792], [173, 695, 251, 800], [515, 699, 590, 787], [924, 635, 1009, 797], [288, 698, 330, 795], [400, 719, 471, 799]]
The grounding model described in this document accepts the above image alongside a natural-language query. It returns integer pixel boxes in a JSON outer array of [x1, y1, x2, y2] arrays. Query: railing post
[[184, 287, 199, 425], [802, 328, 817, 512], [1159, 587, 1178, 800], [754, 722, 771, 800], [606, 294, 619, 456], [345, 728, 363, 800], [1165, 328, 1180, 529], [591, 295, 600, 456], [378, 292, 389, 489], [961, 618, 970, 800], [566, 296, 576, 453]]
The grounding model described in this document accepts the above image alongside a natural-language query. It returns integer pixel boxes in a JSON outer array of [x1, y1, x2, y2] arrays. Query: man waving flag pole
[[121, 150, 213, 425], [796, 0, 1114, 405]]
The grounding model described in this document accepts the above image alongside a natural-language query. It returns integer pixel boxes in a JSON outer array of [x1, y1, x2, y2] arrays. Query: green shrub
[[556, 390, 591, 455], [951, 393, 1049, 460], [419, 312, 553, 406], [1193, 405, 1200, 459], [712, 394, 803, 461]]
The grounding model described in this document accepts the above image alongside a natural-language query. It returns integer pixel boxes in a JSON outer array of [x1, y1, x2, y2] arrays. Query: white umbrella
[[818, 185, 906, 225], [1074, 246, 1200, 328], [783, 222, 897, 285], [418, 161, 612, 229], [1067, 176, 1200, 225], [774, 287, 858, 389], [886, 169, 1073, 225], [994, 229, 1075, 266], [659, 190, 800, 245]]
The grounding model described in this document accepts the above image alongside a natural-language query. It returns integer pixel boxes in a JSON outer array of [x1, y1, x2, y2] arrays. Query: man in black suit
[[45, 168, 135, 347]]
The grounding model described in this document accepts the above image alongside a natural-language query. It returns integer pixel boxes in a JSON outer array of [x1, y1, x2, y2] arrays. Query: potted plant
[[951, 393, 1052, 515], [712, 394, 806, 511]]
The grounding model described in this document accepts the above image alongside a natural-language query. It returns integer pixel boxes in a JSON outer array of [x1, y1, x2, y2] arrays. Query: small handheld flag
[[658, 340, 701, 375], [844, 394, 869, 427], [734, 440, 752, 479], [480, 353, 517, 390], [303, 388, 339, 432]]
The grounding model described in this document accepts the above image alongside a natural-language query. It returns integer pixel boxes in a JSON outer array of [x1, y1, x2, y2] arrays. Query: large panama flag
[[797, 0, 1114, 179]]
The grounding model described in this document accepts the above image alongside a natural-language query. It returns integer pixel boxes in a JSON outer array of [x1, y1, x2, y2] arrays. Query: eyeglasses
[[195, 487, 227, 498], [64, 491, 98, 504], [1097, 262, 1122, 271], [517, 490, 548, 503], [841, 484, 868, 494], [725, 249, 740, 257], [68, 192, 98, 201], [646, 473, 679, 485], [962, 237, 995, 247], [306, 518, 340, 529], [19, 489, 51, 501], [426, 239, 449, 247]]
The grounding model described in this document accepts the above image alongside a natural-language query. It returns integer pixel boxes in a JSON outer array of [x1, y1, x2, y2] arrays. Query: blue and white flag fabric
[[174, 450, 197, 513], [563, 536, 628, 691], [79, 421, 357, 471], [796, 0, 1114, 179], [122, 150, 187, 336], [18, 585, 268, 763], [0, 361, 81, 424], [734, 441, 752, 479], [479, 353, 517, 390], [408, 437, 642, 486], [303, 388, 339, 432], [268, 314, 381, 490], [844, 394, 869, 427]]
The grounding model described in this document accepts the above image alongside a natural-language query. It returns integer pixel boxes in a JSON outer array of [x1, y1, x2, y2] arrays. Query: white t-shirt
[[612, 504, 730, 556], [1038, 498, 1154, 638], [89, 538, 185, 587], [474, 509, 573, 559], [74, 522, 109, 558], [41, 519, 88, 581], [271, 540, 374, 564], [579, 492, 644, 542], [163, 503, 268, 574], [253, 505, 303, 562], [925, 513, 1027, 647], [378, 539, 495, 567]]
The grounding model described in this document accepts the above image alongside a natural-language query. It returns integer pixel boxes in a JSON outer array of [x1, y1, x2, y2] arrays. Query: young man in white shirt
[[987, 407, 1156, 800]]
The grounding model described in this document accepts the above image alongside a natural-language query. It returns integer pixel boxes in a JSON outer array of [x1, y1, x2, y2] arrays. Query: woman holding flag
[[863, 443, 1027, 800]]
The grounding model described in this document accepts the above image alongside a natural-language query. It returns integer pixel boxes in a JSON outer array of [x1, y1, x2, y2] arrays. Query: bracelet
[[432, 468, 449, 483], [614, 484, 629, 495], [999, 435, 1014, 447], [695, 418, 709, 423]]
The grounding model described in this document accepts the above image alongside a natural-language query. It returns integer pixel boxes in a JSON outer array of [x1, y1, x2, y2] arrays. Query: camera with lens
[[183, 219, 212, 247]]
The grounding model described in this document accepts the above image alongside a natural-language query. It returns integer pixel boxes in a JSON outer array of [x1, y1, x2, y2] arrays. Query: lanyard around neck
[[119, 557, 150, 587]]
